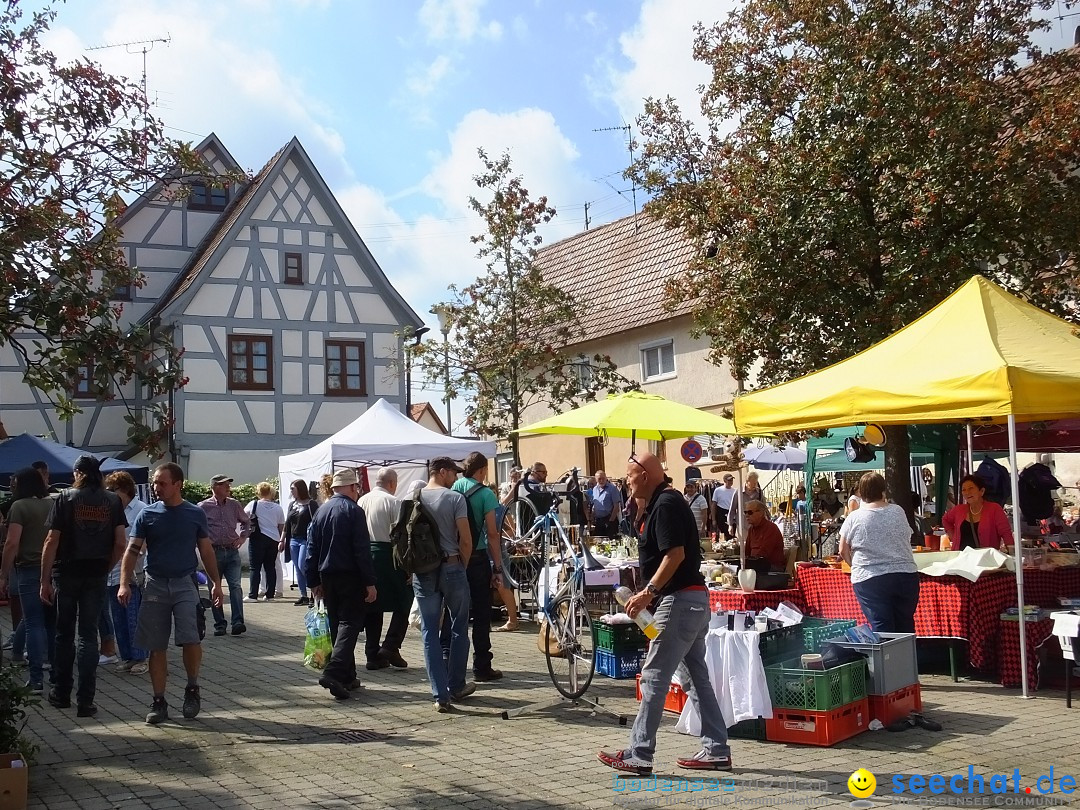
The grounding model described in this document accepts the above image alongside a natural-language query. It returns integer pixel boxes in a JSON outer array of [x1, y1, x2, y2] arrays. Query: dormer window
[[188, 181, 228, 211]]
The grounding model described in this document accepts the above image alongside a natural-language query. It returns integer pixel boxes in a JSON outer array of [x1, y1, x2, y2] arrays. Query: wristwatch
[[645, 582, 660, 597]]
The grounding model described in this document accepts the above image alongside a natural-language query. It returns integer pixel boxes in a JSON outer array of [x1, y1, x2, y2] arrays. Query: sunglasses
[[628, 455, 648, 473], [743, 509, 759, 516]]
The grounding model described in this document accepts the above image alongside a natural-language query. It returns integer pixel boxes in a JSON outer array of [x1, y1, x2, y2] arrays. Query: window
[[229, 335, 273, 390], [325, 340, 366, 396], [640, 339, 675, 381], [188, 181, 228, 211], [284, 252, 303, 285], [572, 361, 593, 391], [74, 361, 96, 399], [111, 282, 132, 301]]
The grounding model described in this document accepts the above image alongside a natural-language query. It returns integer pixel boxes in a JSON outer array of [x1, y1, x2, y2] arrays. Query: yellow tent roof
[[517, 391, 736, 441], [735, 275, 1080, 433]]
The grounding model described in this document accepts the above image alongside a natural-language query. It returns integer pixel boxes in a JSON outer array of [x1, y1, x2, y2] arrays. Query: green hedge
[[180, 479, 277, 506]]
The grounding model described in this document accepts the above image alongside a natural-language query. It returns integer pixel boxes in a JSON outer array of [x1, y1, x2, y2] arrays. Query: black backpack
[[390, 488, 443, 576], [462, 481, 485, 548]]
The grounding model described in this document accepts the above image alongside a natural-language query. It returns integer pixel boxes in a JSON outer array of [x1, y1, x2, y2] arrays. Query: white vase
[[738, 568, 757, 593]]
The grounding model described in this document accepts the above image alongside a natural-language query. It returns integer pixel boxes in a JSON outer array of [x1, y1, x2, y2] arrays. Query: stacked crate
[[824, 632, 921, 726], [595, 621, 648, 679]]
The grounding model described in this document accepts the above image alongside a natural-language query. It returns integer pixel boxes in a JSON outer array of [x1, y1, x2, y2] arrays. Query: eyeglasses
[[743, 510, 758, 516], [628, 455, 648, 473]]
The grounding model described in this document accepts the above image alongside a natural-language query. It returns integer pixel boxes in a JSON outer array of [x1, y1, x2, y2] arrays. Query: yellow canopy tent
[[734, 275, 1080, 698]]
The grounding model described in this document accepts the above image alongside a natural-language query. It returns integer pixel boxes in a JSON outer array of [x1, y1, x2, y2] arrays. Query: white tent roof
[[277, 398, 496, 483]]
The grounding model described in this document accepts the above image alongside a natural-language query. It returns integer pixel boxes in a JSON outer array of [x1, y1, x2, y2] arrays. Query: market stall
[[735, 275, 1080, 698]]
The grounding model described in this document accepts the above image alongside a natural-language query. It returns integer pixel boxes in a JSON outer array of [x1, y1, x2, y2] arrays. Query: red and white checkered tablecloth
[[997, 617, 1059, 690], [708, 587, 805, 614]]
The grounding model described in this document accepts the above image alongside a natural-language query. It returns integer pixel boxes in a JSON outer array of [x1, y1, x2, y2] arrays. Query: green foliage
[[0, 666, 39, 763], [180, 480, 273, 505], [0, 3, 243, 458], [630, 0, 1080, 506], [412, 149, 636, 463]]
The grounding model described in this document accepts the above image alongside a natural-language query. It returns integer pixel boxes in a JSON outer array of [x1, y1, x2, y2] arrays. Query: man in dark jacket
[[305, 468, 376, 699]]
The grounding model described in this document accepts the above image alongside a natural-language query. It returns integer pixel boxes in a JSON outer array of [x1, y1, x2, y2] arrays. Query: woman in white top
[[683, 481, 708, 538], [246, 482, 285, 602], [838, 472, 918, 633]]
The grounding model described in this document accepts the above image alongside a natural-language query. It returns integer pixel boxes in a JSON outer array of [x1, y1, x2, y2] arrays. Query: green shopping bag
[[303, 601, 332, 670]]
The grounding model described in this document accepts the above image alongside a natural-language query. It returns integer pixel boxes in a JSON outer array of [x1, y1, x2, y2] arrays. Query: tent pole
[[1008, 414, 1030, 699], [965, 424, 974, 475], [632, 429, 636, 455]]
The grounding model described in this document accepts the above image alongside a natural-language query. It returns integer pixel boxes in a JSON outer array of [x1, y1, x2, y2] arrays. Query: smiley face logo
[[848, 768, 876, 798]]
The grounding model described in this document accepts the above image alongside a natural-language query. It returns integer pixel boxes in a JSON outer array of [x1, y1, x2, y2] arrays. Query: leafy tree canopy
[[1, 1, 229, 455], [413, 149, 634, 464]]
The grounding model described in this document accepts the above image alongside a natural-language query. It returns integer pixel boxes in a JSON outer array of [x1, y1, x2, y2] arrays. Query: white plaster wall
[[182, 325, 214, 354], [211, 247, 247, 280], [309, 232, 325, 247], [310, 401, 365, 434], [187, 285, 233, 318], [282, 402, 313, 434], [283, 229, 302, 246], [281, 330, 303, 357], [184, 400, 248, 434], [261, 289, 282, 319], [1, 409, 58, 439], [246, 400, 276, 434], [373, 366, 398, 396], [0, 374, 38, 404], [336, 254, 372, 287], [373, 332, 399, 360], [308, 197, 331, 227], [282, 362, 304, 395], [350, 293, 397, 324], [183, 359, 227, 393], [188, 449, 305, 487], [279, 289, 310, 322]]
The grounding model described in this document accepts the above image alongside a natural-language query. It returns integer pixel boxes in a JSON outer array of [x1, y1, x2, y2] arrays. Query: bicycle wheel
[[544, 595, 595, 699], [500, 497, 540, 549]]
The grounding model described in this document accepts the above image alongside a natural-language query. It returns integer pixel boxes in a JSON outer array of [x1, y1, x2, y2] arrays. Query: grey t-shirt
[[840, 503, 917, 584], [419, 486, 468, 556]]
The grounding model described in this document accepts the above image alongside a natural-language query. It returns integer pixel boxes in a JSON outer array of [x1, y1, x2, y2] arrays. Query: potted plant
[[0, 666, 37, 763]]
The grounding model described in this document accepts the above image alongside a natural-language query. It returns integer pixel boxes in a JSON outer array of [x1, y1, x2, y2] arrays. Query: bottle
[[615, 585, 659, 639]]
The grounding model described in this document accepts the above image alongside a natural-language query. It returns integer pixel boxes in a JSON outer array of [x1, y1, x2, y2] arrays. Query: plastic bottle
[[615, 585, 659, 639]]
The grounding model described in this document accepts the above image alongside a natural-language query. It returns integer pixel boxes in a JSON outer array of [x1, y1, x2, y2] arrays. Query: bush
[[0, 666, 39, 763], [180, 479, 278, 505]]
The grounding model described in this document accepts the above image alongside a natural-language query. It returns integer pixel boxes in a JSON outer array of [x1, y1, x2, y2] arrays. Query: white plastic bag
[[408, 596, 421, 629]]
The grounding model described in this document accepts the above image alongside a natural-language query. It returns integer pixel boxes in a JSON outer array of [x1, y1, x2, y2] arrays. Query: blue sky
[[36, 0, 1080, 429]]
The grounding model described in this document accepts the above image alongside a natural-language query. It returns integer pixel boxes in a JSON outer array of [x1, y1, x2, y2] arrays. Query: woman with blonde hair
[[245, 482, 284, 602]]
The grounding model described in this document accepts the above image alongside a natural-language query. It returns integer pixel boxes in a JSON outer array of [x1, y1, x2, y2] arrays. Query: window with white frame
[[640, 339, 675, 381], [572, 360, 593, 391]]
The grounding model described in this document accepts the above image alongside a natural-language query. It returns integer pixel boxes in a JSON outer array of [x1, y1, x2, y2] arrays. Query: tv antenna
[[593, 124, 639, 231], [88, 35, 171, 106]]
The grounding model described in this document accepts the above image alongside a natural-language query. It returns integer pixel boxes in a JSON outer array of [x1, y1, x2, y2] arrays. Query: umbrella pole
[[965, 423, 974, 475], [736, 465, 748, 569], [1008, 414, 1030, 699], [631, 429, 636, 455]]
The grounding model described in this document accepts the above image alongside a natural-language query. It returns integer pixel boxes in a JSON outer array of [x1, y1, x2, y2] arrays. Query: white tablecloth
[[674, 629, 772, 736]]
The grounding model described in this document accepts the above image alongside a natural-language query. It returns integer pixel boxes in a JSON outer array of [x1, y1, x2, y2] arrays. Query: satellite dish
[[863, 424, 887, 446]]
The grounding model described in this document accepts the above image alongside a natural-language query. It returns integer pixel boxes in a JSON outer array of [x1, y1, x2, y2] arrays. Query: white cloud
[[406, 54, 454, 99], [601, 0, 725, 131], [418, 0, 503, 42]]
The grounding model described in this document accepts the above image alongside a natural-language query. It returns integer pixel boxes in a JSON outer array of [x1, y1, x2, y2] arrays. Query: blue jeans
[[15, 567, 55, 688], [109, 584, 146, 662], [52, 571, 107, 705], [211, 547, 245, 631], [853, 572, 919, 634], [290, 539, 309, 598], [630, 590, 729, 763], [413, 562, 470, 702]]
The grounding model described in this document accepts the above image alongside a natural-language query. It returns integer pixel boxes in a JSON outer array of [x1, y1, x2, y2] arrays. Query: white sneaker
[[244, 595, 260, 603], [98, 654, 118, 665]]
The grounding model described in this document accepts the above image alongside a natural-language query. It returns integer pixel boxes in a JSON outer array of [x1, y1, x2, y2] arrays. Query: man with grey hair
[[744, 499, 785, 570], [358, 467, 410, 670]]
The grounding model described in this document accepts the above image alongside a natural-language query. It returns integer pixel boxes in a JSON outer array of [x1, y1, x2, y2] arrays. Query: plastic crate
[[595, 621, 648, 652], [867, 683, 923, 726], [800, 618, 856, 652], [822, 632, 918, 695], [634, 674, 687, 713], [728, 717, 767, 740], [596, 648, 645, 679], [759, 624, 806, 666], [765, 657, 867, 711], [765, 698, 870, 746]]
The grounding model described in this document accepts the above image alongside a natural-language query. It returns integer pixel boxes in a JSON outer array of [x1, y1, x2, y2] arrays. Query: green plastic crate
[[765, 657, 868, 711], [595, 621, 648, 652], [800, 618, 857, 653], [758, 624, 806, 665], [728, 717, 767, 740]]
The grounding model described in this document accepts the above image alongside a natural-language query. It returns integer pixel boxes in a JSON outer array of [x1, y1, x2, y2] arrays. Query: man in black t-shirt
[[598, 452, 732, 776], [39, 455, 127, 717]]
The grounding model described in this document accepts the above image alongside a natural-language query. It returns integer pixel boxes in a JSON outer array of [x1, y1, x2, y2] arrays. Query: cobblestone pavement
[[3, 600, 1078, 810]]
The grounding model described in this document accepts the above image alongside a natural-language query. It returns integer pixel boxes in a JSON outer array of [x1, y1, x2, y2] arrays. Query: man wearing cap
[[415, 457, 473, 712], [305, 468, 377, 700], [711, 474, 737, 541], [198, 475, 250, 636], [38, 455, 128, 717]]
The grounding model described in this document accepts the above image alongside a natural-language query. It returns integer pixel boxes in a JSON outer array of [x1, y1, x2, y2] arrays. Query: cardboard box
[[0, 753, 28, 810], [584, 567, 620, 587]]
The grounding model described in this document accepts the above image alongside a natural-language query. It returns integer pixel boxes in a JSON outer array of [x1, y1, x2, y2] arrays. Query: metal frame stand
[[501, 691, 627, 724]]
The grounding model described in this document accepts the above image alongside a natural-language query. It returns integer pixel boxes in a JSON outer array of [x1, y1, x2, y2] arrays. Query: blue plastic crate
[[596, 648, 645, 679]]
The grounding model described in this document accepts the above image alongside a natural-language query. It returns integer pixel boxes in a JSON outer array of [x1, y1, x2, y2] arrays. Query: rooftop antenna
[[593, 124, 639, 232], [88, 35, 171, 182]]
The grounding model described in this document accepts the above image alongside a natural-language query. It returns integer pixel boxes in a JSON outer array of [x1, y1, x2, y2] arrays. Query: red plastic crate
[[764, 698, 869, 746], [634, 674, 688, 713], [867, 683, 923, 726]]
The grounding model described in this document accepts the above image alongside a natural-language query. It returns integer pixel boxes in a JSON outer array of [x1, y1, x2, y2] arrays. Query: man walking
[[598, 452, 732, 774], [39, 455, 128, 717], [119, 463, 224, 724], [447, 452, 504, 682], [711, 474, 736, 541], [414, 457, 473, 712], [590, 470, 623, 538], [305, 469, 377, 700], [198, 475, 249, 636], [358, 467, 410, 671]]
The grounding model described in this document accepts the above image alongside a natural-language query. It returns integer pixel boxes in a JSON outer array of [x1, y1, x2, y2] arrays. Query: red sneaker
[[597, 749, 653, 775], [676, 748, 732, 771]]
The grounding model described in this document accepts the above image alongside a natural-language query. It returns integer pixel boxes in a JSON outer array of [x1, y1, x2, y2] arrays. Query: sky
[[32, 0, 1080, 431]]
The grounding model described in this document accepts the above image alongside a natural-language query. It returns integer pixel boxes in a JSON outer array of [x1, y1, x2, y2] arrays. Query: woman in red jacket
[[942, 474, 1013, 551]]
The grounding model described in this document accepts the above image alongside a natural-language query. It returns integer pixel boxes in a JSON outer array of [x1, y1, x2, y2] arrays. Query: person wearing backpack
[[445, 452, 505, 683], [413, 457, 473, 712]]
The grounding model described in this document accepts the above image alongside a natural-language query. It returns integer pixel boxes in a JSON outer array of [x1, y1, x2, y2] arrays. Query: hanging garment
[[1018, 463, 1061, 522], [674, 629, 772, 734], [975, 456, 1012, 505]]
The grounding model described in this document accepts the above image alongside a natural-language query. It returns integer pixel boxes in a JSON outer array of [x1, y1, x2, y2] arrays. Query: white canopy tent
[[277, 398, 496, 505]]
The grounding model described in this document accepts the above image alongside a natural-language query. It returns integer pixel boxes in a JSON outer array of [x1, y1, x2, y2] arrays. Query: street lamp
[[432, 304, 454, 435], [404, 325, 430, 416]]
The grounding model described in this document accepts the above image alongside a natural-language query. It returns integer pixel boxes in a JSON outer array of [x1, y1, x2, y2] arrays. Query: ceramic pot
[[738, 568, 756, 593]]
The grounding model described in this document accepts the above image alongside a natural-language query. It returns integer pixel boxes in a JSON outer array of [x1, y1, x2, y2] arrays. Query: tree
[[0, 1, 222, 455], [412, 149, 634, 465], [630, 0, 1080, 515]]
